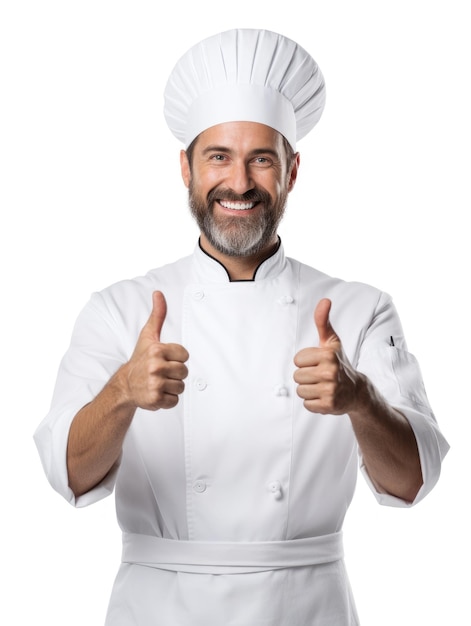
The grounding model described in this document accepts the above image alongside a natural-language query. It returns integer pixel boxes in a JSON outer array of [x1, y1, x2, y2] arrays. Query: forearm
[[67, 364, 136, 498], [349, 374, 423, 503]]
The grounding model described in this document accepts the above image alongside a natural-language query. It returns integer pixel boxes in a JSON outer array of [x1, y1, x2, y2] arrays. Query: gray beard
[[188, 183, 287, 257]]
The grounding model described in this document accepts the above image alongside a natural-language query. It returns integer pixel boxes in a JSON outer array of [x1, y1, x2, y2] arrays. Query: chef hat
[[164, 28, 325, 150]]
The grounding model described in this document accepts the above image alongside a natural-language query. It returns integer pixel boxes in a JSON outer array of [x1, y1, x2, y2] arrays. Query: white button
[[277, 295, 294, 305], [274, 385, 289, 397], [192, 290, 205, 300], [194, 378, 207, 391], [268, 480, 282, 500], [193, 480, 207, 493]]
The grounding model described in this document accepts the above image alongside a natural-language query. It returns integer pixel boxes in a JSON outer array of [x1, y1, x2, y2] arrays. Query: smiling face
[[180, 121, 299, 259]]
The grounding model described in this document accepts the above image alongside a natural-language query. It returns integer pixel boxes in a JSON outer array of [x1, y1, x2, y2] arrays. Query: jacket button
[[274, 385, 289, 397], [192, 290, 205, 300], [277, 295, 294, 305], [268, 480, 282, 500], [193, 480, 207, 493], [194, 378, 207, 391]]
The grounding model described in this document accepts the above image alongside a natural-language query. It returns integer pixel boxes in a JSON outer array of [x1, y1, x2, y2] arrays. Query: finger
[[294, 365, 337, 385], [156, 342, 189, 366], [296, 381, 334, 400], [314, 298, 339, 347], [148, 291, 167, 342], [296, 383, 321, 401], [294, 347, 323, 368], [158, 382, 187, 410], [293, 366, 319, 384], [161, 361, 189, 382], [158, 392, 181, 410], [146, 347, 189, 379], [162, 378, 186, 396]]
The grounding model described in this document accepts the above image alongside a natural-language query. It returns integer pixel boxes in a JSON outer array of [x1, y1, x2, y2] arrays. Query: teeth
[[220, 200, 255, 210]]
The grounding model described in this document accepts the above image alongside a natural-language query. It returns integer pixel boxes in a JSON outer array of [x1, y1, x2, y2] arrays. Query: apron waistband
[[121, 531, 343, 574]]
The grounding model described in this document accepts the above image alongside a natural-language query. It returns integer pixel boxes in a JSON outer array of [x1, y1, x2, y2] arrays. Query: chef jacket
[[34, 241, 449, 625]]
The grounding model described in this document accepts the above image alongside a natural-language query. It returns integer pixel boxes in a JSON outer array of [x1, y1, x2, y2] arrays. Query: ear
[[287, 152, 300, 192], [180, 149, 191, 188]]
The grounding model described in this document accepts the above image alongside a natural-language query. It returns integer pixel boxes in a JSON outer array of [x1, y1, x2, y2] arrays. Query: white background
[[1, 1, 469, 624]]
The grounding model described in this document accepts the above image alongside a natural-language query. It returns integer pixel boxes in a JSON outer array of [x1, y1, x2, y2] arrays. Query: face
[[180, 121, 299, 258]]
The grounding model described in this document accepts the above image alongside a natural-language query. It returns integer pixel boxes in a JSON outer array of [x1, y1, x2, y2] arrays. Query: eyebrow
[[201, 145, 281, 159]]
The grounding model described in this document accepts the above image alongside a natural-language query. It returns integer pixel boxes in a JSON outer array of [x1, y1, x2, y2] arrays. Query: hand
[[293, 298, 361, 415], [124, 291, 189, 410]]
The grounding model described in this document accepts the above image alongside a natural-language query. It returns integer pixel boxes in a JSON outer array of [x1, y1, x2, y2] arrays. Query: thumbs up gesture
[[124, 291, 189, 411], [294, 299, 360, 415]]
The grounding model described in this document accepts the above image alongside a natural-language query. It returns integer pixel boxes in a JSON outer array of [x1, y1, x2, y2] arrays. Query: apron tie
[[122, 531, 343, 574]]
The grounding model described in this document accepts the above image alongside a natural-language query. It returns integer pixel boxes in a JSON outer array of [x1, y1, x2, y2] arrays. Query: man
[[34, 29, 449, 625]]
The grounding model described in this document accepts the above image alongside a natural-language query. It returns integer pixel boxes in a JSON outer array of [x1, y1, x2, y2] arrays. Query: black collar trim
[[197, 237, 282, 282]]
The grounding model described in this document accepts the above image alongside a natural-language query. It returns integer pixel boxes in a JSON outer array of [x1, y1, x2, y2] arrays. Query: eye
[[210, 154, 227, 162], [252, 156, 273, 167]]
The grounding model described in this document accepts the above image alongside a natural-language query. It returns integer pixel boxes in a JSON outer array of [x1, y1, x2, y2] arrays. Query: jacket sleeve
[[354, 291, 449, 507], [33, 292, 129, 508]]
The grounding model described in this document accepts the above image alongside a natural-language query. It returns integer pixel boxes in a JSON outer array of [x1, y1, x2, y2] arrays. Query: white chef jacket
[[34, 241, 449, 625]]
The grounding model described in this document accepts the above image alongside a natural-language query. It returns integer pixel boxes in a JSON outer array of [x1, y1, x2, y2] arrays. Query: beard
[[188, 182, 288, 257]]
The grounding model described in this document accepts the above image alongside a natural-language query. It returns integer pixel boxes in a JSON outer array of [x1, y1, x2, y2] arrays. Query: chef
[[34, 28, 449, 625]]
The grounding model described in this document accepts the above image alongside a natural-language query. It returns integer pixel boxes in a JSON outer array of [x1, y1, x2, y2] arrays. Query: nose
[[226, 160, 254, 195]]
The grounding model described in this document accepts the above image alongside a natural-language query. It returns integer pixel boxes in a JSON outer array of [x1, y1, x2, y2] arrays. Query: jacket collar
[[192, 238, 286, 283]]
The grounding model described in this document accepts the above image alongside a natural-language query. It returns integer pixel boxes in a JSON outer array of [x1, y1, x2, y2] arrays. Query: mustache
[[207, 186, 272, 205]]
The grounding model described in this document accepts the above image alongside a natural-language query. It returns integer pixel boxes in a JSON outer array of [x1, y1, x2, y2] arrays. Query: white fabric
[[34, 242, 449, 625], [122, 531, 343, 574], [164, 29, 326, 149]]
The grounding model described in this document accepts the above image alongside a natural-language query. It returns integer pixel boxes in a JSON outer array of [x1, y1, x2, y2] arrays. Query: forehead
[[194, 121, 285, 154]]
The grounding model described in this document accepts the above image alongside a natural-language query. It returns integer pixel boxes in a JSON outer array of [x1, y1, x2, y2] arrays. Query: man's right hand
[[67, 290, 188, 496], [123, 291, 189, 411]]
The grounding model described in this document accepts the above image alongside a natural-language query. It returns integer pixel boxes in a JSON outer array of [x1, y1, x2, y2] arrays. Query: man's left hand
[[293, 298, 362, 415]]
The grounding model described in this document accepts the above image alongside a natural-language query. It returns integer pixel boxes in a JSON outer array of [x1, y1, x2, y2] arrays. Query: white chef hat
[[163, 28, 326, 150]]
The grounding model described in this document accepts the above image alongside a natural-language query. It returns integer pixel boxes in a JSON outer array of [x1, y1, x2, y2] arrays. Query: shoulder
[[286, 256, 394, 346], [82, 254, 193, 331], [287, 256, 387, 303], [95, 254, 192, 301]]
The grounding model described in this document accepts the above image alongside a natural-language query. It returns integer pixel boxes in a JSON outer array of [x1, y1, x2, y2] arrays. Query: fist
[[293, 299, 360, 415], [124, 291, 189, 410]]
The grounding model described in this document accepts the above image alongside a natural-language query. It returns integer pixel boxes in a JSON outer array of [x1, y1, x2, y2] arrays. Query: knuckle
[[323, 364, 338, 382], [162, 394, 179, 409]]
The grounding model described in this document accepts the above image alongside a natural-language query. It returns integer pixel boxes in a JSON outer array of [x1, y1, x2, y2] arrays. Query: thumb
[[147, 290, 167, 341], [314, 298, 339, 346]]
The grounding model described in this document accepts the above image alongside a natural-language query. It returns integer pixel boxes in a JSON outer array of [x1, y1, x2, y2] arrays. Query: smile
[[218, 200, 257, 211]]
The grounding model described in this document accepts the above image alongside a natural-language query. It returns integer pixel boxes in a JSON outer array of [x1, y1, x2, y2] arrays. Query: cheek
[[258, 168, 285, 191], [263, 176, 284, 200], [194, 169, 224, 193]]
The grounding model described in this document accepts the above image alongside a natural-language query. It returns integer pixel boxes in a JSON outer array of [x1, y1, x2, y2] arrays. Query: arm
[[67, 291, 189, 497], [294, 298, 422, 503], [345, 375, 422, 502]]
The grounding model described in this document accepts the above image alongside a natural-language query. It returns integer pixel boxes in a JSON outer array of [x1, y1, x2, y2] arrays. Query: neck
[[199, 234, 280, 281]]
